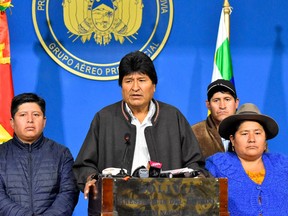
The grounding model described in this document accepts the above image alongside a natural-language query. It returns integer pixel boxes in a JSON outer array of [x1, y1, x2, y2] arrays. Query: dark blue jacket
[[0, 135, 79, 215]]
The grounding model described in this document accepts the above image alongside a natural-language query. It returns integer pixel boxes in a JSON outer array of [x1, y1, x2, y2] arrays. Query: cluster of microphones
[[100, 133, 201, 179], [130, 161, 201, 179]]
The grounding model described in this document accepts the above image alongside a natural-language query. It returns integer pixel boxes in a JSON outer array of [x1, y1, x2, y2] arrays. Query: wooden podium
[[88, 177, 229, 216]]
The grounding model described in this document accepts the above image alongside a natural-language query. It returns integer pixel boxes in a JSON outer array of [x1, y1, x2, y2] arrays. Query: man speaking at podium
[[73, 51, 208, 200]]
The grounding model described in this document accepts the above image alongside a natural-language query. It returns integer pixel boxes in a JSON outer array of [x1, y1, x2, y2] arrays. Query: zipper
[[28, 144, 34, 211]]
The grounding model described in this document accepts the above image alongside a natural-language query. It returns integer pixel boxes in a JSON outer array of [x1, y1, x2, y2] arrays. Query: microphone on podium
[[116, 133, 131, 177]]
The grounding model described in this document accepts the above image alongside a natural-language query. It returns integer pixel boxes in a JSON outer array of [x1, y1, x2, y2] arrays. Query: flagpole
[[223, 0, 231, 40]]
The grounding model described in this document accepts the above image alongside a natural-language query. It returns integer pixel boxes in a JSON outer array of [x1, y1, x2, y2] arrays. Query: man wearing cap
[[192, 79, 239, 159]]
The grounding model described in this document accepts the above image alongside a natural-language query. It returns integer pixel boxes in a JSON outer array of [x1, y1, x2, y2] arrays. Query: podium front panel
[[89, 177, 228, 216]]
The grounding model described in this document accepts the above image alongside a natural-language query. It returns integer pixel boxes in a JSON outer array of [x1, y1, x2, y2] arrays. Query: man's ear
[[43, 116, 47, 128], [235, 98, 240, 109], [10, 118, 14, 130], [205, 100, 211, 110]]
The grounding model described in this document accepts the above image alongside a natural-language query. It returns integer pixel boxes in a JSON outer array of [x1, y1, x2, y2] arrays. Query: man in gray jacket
[[73, 51, 209, 201]]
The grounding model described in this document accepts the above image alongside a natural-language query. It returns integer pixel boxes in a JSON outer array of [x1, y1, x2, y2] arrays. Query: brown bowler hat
[[219, 103, 279, 140]]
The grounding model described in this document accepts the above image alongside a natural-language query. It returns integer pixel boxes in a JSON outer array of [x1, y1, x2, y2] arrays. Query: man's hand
[[84, 174, 98, 200]]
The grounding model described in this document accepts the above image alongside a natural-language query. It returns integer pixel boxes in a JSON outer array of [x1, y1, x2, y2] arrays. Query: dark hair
[[227, 121, 243, 152], [11, 93, 46, 118], [118, 51, 158, 86]]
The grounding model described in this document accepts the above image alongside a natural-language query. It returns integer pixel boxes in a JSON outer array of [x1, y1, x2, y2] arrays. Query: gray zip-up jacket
[[73, 99, 208, 191]]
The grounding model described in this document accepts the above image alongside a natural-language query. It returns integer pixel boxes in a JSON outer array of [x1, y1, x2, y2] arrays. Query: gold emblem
[[62, 0, 143, 45], [33, 0, 173, 80]]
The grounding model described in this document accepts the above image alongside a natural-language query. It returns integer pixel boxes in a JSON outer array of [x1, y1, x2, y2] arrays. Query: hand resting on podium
[[84, 174, 98, 200]]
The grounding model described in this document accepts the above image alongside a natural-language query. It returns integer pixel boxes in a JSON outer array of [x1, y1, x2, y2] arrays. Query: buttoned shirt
[[126, 101, 156, 174]]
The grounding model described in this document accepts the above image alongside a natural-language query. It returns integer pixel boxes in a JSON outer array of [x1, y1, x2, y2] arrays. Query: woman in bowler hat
[[206, 103, 288, 215]]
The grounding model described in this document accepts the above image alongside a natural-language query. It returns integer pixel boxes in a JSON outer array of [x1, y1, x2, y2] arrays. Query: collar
[[125, 101, 156, 123], [121, 99, 160, 123], [12, 134, 45, 150]]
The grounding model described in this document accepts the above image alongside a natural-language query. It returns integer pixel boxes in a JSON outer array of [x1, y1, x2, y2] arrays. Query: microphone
[[148, 161, 162, 177], [116, 133, 131, 177]]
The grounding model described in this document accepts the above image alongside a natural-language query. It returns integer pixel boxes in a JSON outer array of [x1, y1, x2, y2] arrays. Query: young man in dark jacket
[[0, 93, 79, 215]]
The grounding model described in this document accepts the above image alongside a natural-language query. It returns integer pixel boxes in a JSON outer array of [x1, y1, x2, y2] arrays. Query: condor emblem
[[32, 0, 174, 80]]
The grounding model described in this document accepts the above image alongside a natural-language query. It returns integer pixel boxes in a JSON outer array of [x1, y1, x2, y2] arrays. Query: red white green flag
[[0, 0, 14, 143]]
